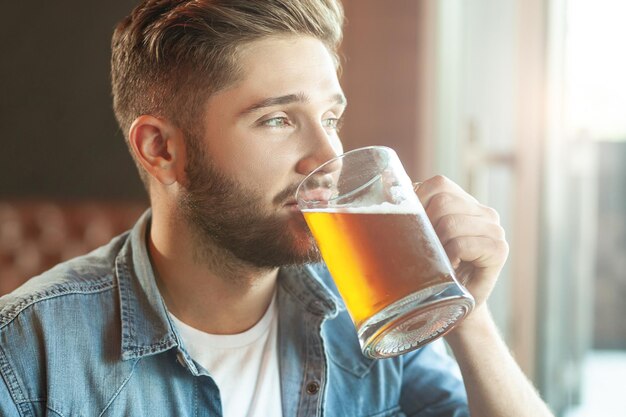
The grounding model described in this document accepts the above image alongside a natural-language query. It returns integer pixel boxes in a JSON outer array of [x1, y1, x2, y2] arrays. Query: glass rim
[[295, 145, 395, 205]]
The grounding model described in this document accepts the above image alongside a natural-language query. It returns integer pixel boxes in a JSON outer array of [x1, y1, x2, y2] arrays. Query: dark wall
[[0, 1, 146, 200], [1, 1, 422, 199]]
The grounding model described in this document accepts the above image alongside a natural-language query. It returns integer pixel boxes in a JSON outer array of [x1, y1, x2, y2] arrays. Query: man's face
[[178, 35, 346, 268]]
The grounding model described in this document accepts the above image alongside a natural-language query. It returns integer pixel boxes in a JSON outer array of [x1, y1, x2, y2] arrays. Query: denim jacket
[[0, 211, 469, 417]]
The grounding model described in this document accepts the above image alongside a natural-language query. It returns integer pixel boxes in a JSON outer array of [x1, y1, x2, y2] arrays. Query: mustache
[[273, 183, 301, 205], [273, 176, 335, 206]]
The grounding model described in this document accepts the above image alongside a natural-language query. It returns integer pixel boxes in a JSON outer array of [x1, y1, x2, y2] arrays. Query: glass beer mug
[[296, 146, 475, 359]]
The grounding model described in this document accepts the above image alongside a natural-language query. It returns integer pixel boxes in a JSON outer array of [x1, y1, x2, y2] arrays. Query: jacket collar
[[115, 210, 178, 361], [278, 264, 342, 319]]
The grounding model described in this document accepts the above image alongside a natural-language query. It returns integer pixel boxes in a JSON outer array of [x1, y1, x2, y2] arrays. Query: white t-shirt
[[169, 294, 282, 417]]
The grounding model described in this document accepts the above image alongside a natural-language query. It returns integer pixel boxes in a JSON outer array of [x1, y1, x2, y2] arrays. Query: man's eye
[[323, 115, 344, 131], [262, 117, 290, 128]]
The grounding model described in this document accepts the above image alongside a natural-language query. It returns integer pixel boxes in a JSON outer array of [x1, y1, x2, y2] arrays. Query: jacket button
[[306, 381, 320, 395]]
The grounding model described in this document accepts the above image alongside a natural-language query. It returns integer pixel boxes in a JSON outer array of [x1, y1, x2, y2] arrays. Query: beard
[[177, 142, 321, 269]]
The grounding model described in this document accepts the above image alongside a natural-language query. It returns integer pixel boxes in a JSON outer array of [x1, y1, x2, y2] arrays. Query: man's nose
[[295, 125, 343, 176]]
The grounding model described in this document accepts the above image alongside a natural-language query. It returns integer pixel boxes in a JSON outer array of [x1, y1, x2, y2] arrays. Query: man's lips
[[283, 199, 301, 212], [278, 183, 334, 212]]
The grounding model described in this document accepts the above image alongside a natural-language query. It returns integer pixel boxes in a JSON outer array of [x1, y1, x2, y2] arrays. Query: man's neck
[[148, 211, 279, 335]]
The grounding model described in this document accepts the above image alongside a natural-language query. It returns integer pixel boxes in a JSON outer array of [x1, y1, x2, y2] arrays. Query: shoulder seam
[[0, 278, 116, 330]]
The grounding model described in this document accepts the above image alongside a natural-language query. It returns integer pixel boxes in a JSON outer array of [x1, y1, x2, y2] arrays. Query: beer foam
[[302, 200, 421, 214]]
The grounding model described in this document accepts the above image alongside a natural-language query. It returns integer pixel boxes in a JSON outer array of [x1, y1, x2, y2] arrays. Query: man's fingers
[[416, 175, 478, 207], [423, 192, 497, 223], [434, 214, 506, 247], [443, 236, 510, 270]]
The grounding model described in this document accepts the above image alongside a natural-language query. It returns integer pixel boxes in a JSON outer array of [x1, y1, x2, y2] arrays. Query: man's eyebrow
[[240, 92, 347, 115]]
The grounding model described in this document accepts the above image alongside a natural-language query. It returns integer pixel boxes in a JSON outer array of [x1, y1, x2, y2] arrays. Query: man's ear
[[128, 115, 185, 186]]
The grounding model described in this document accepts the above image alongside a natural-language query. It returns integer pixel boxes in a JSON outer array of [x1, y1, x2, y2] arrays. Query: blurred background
[[1, 1, 624, 415]]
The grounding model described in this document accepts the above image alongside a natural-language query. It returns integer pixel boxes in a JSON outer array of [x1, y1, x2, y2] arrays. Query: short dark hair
[[111, 0, 344, 184]]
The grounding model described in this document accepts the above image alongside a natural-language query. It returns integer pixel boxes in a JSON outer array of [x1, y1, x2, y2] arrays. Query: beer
[[303, 204, 455, 327]]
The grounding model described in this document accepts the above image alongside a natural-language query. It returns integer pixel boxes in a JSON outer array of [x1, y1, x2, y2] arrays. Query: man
[[0, 1, 554, 416]]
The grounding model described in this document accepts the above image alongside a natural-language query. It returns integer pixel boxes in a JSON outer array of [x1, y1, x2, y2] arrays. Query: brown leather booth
[[0, 201, 147, 296]]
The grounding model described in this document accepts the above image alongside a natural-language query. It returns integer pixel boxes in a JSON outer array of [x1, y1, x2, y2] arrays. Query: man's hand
[[415, 176, 554, 417], [415, 175, 509, 312]]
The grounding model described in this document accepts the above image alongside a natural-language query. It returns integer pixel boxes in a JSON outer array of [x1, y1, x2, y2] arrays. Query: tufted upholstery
[[0, 201, 148, 296]]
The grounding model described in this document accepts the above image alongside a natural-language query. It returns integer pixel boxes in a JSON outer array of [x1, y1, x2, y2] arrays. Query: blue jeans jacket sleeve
[[400, 341, 469, 416]]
